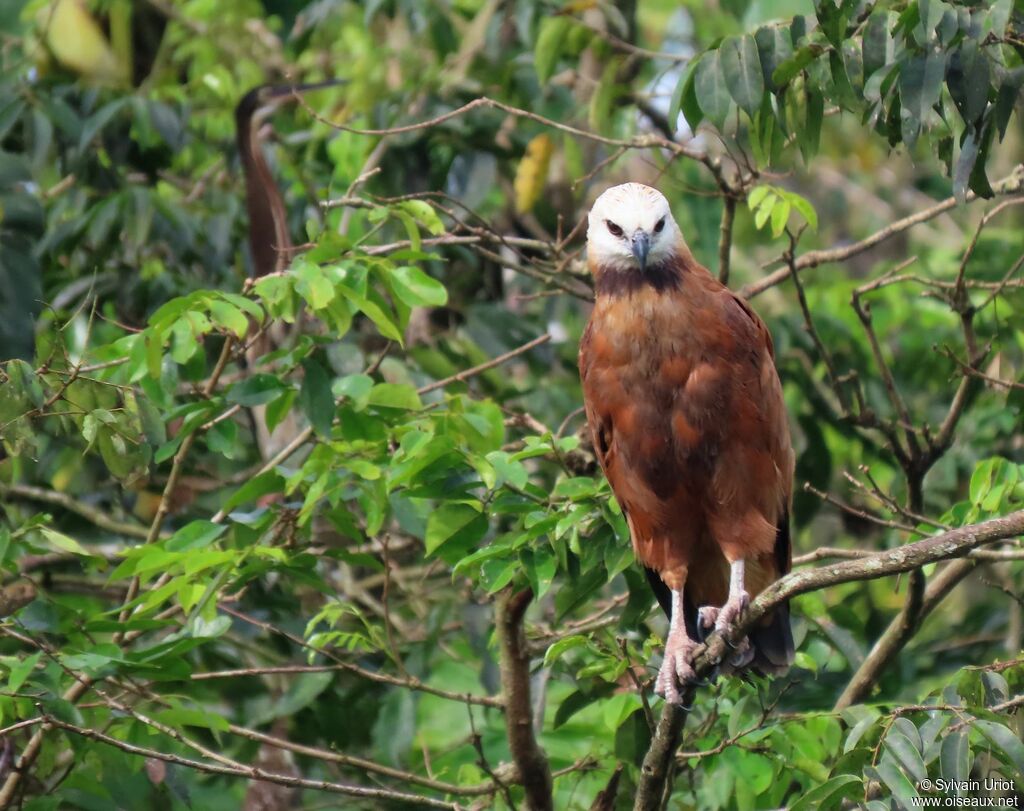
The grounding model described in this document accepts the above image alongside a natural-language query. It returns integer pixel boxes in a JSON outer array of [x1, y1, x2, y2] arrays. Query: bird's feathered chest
[[579, 267, 772, 492], [581, 277, 762, 402]]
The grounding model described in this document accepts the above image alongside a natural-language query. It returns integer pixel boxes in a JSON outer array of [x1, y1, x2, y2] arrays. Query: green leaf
[[770, 198, 791, 237], [553, 477, 599, 500], [844, 714, 880, 753], [338, 286, 404, 343], [257, 671, 335, 724], [941, 728, 970, 784], [788, 775, 861, 811], [884, 730, 926, 783], [388, 266, 448, 308], [899, 47, 947, 147], [133, 393, 167, 446], [334, 373, 374, 409], [720, 35, 765, 117], [534, 17, 571, 85], [863, 12, 894, 80], [0, 528, 10, 569], [367, 383, 422, 410], [219, 291, 263, 319], [785, 190, 818, 230], [395, 201, 444, 236], [695, 50, 732, 127], [40, 528, 93, 557], [800, 87, 824, 162], [954, 126, 981, 205], [156, 706, 230, 733], [603, 692, 642, 732], [969, 457, 997, 504], [772, 44, 825, 87], [226, 374, 287, 406], [5, 360, 43, 407], [755, 25, 793, 94], [164, 521, 227, 552], [793, 651, 818, 673], [589, 59, 621, 134], [554, 684, 616, 729], [222, 471, 285, 513], [485, 451, 529, 490], [967, 119, 995, 200], [145, 328, 164, 379], [667, 56, 692, 128], [987, 0, 1011, 38], [947, 39, 990, 126], [669, 56, 702, 131], [754, 196, 774, 229], [424, 502, 483, 556], [207, 299, 248, 338], [295, 261, 336, 311], [870, 757, 919, 805], [543, 634, 589, 666], [973, 719, 1024, 777], [6, 651, 42, 693], [300, 357, 335, 439], [828, 49, 857, 109], [521, 546, 556, 598], [747, 185, 772, 210]]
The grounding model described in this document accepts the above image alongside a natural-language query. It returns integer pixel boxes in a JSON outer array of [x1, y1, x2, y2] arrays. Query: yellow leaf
[[513, 134, 554, 214], [562, 0, 597, 12], [40, 0, 125, 84]]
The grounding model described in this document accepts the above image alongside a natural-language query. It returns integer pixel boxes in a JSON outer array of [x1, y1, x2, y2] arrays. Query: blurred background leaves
[[1, 0, 1023, 809]]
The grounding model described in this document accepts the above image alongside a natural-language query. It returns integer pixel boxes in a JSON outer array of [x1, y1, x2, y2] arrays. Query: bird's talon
[[697, 605, 720, 642], [713, 589, 751, 637], [698, 605, 718, 630], [654, 633, 699, 705]]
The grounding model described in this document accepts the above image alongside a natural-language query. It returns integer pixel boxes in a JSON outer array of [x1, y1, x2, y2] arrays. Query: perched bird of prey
[[578, 183, 794, 704]]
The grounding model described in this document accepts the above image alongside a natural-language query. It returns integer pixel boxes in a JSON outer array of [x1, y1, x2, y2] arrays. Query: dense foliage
[[1, 0, 1024, 809]]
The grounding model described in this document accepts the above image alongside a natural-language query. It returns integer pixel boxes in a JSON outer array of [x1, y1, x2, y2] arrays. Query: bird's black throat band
[[594, 260, 683, 298]]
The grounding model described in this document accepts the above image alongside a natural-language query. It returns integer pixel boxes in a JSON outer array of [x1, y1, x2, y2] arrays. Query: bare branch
[[0, 482, 152, 541], [418, 333, 552, 395], [497, 588, 553, 811]]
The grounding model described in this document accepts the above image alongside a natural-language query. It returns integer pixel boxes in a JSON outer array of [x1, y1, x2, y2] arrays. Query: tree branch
[[497, 587, 553, 811], [741, 165, 1024, 299], [634, 509, 1024, 809], [0, 482, 152, 540]]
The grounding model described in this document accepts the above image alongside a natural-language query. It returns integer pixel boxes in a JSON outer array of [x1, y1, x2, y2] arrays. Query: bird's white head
[[586, 183, 680, 273]]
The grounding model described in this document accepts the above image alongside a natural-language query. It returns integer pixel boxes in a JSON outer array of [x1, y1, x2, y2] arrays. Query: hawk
[[578, 183, 794, 704]]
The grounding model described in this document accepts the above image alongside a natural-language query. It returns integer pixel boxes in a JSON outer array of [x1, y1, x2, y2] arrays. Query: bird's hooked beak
[[631, 230, 651, 271]]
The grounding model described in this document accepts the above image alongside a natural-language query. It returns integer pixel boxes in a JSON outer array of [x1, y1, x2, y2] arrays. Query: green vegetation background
[[1, 0, 1023, 808]]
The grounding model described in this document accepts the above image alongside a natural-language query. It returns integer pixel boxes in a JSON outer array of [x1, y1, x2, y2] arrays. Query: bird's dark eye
[[654, 217, 665, 233], [606, 220, 624, 237]]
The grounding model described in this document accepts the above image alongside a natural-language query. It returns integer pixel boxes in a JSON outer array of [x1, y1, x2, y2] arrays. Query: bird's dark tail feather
[[749, 602, 794, 676]]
